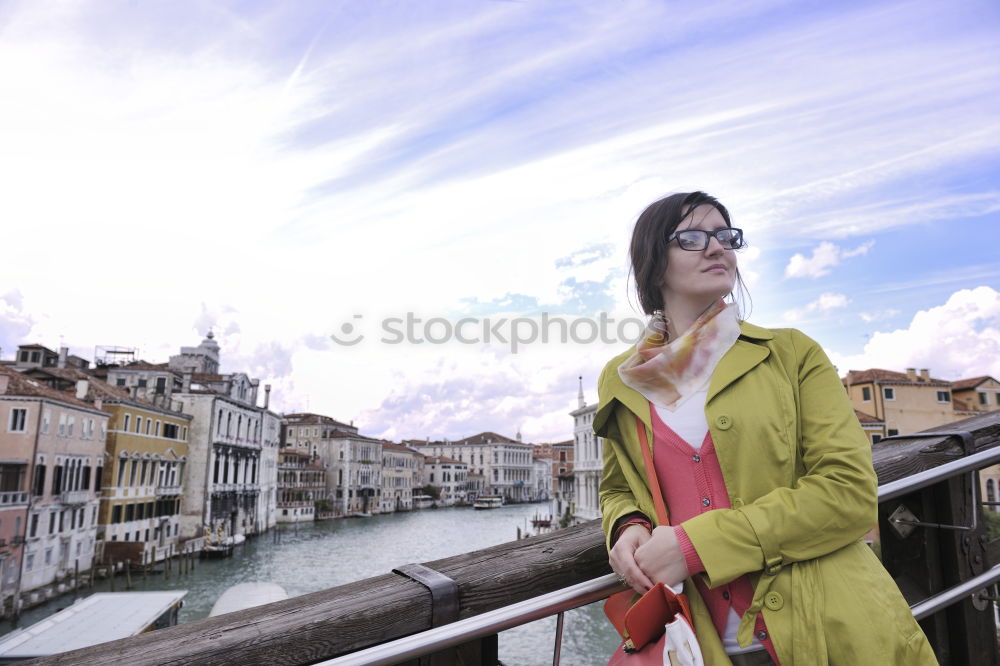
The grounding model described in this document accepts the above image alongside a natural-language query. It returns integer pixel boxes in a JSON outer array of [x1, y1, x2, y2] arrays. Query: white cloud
[[828, 286, 1000, 379], [784, 240, 874, 279], [783, 292, 850, 322]]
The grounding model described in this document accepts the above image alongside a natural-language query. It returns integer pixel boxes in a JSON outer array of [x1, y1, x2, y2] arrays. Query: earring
[[650, 309, 670, 342]]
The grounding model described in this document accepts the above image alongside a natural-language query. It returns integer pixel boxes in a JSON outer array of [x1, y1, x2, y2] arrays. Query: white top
[[653, 387, 709, 450]]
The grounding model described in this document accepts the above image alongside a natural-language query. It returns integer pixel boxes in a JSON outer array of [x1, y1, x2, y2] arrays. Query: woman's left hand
[[634, 526, 689, 587]]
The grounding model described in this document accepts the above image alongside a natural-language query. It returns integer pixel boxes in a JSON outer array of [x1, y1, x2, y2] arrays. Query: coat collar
[[594, 320, 773, 437]]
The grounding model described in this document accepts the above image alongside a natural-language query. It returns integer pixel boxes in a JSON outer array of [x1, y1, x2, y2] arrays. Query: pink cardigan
[[650, 402, 781, 664]]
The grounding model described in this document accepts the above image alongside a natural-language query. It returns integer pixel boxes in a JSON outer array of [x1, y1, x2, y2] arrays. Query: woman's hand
[[610, 524, 655, 595], [634, 526, 689, 588]]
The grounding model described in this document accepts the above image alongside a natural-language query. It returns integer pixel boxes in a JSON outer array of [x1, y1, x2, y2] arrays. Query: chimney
[[58, 347, 69, 369], [0, 375, 8, 395], [919, 368, 930, 381], [182, 371, 192, 392], [94, 398, 103, 410], [75, 379, 89, 400], [263, 384, 271, 410], [905, 368, 917, 382]]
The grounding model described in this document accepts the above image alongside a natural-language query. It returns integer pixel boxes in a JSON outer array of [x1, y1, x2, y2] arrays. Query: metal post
[[552, 611, 565, 666]]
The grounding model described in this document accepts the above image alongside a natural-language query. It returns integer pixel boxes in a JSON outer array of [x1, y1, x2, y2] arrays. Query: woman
[[595, 192, 936, 665]]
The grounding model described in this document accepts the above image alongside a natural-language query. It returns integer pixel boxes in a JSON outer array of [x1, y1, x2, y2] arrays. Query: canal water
[[1, 503, 621, 665]]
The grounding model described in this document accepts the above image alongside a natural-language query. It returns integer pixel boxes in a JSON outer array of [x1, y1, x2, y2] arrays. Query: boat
[[209, 582, 288, 617], [473, 495, 504, 510], [412, 494, 435, 509], [201, 533, 246, 559], [0, 591, 186, 662]]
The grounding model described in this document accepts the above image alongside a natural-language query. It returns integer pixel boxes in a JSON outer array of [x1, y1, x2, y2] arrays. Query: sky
[[1, 0, 998, 444]]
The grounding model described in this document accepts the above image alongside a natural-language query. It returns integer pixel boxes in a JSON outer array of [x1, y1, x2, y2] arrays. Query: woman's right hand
[[609, 525, 655, 595]]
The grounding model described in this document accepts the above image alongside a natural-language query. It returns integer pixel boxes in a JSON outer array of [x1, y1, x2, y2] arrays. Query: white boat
[[209, 582, 288, 617], [473, 495, 504, 510], [412, 494, 435, 509], [0, 591, 186, 662]]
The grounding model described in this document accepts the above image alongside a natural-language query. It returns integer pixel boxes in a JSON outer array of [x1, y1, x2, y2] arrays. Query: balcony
[[60, 489, 91, 505], [0, 491, 28, 507], [156, 485, 183, 496]]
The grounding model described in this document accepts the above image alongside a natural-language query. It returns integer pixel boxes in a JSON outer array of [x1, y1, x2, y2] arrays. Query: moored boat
[[472, 495, 504, 510]]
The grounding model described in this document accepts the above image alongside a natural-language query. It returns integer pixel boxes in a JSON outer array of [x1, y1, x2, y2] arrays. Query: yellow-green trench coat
[[595, 321, 937, 665]]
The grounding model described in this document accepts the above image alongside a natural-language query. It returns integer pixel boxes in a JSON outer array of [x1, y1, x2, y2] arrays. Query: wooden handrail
[[29, 410, 1000, 665]]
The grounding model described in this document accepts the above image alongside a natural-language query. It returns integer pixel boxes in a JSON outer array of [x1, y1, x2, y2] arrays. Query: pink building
[[0, 365, 108, 606]]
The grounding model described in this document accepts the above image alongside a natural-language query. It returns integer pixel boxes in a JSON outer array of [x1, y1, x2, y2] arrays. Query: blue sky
[[1, 0, 998, 442]]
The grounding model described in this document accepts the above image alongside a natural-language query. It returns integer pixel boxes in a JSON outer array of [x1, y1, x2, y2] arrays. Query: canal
[[2, 504, 620, 665]]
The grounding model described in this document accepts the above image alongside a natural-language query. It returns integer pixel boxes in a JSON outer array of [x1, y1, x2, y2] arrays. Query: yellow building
[[844, 367, 999, 515], [98, 393, 192, 564]]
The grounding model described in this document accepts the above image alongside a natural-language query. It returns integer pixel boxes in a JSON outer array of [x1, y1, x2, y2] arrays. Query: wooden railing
[[30, 410, 1000, 666]]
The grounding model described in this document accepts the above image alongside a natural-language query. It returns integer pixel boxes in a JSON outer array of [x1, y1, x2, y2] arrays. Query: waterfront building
[[283, 413, 383, 516], [571, 377, 600, 522], [0, 366, 108, 602], [258, 409, 281, 531], [379, 443, 419, 513], [550, 440, 575, 521], [422, 455, 469, 506], [276, 448, 325, 523], [20, 366, 192, 567], [407, 432, 534, 502], [531, 451, 551, 502], [124, 332, 268, 543]]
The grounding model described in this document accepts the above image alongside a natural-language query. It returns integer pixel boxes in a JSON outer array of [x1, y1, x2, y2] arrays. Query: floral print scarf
[[617, 299, 740, 410]]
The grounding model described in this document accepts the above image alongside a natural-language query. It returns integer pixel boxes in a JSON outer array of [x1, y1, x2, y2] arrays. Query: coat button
[[722, 590, 730, 601], [757, 630, 768, 641], [692, 454, 701, 463], [715, 415, 732, 430], [764, 591, 783, 610], [702, 497, 711, 507]]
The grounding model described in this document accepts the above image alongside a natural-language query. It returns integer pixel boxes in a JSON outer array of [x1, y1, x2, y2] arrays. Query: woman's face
[[660, 204, 738, 310]]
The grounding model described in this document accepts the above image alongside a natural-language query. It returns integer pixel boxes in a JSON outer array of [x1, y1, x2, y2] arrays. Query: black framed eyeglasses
[[667, 227, 744, 251]]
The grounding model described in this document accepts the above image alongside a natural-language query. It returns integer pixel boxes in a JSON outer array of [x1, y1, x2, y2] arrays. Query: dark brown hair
[[628, 191, 750, 316]]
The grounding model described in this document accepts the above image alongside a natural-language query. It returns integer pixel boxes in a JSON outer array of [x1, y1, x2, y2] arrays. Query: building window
[[136, 417, 143, 434], [33, 464, 46, 496], [137, 379, 147, 388], [42, 409, 50, 434], [861, 387, 871, 402], [871, 434, 882, 444], [116, 378, 126, 387], [936, 391, 950, 403], [979, 392, 988, 406], [887, 429, 899, 437], [883, 387, 895, 401], [155, 377, 166, 394], [8, 408, 27, 432], [123, 414, 131, 432]]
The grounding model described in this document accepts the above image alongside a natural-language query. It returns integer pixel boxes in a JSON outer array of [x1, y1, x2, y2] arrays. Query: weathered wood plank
[[29, 521, 611, 666]]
